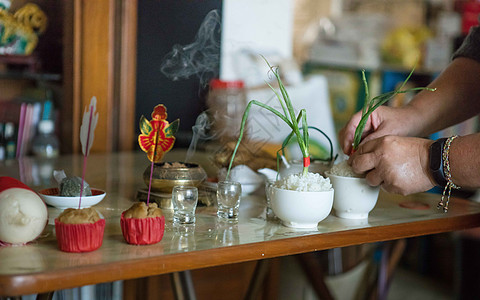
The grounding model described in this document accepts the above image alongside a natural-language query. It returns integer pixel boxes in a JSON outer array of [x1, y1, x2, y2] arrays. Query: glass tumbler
[[216, 181, 242, 220], [172, 186, 198, 224], [265, 180, 277, 221]]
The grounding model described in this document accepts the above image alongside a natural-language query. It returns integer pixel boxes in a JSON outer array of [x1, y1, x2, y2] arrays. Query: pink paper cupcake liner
[[55, 219, 105, 253], [120, 212, 165, 245]]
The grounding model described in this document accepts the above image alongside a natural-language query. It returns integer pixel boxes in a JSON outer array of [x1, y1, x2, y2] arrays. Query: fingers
[[352, 137, 381, 158], [351, 152, 377, 174], [339, 123, 355, 155], [350, 138, 383, 186], [365, 169, 383, 187], [339, 112, 364, 154]]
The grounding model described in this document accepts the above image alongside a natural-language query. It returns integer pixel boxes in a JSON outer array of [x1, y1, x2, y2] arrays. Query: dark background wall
[[136, 0, 222, 148]]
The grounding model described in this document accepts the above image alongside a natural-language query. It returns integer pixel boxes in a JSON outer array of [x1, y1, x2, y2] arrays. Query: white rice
[[275, 172, 332, 192], [328, 160, 364, 178]]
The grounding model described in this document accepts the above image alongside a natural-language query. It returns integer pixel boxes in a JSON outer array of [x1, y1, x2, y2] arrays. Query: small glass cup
[[172, 186, 198, 224], [216, 181, 242, 220], [265, 180, 278, 221]]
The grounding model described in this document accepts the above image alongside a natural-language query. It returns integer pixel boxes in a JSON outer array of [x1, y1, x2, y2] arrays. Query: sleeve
[[452, 23, 480, 63]]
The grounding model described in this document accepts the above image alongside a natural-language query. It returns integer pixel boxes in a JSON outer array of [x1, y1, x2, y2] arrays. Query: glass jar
[[206, 79, 247, 141]]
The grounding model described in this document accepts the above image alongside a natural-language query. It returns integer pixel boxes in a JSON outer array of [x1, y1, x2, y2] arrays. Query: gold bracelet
[[437, 135, 460, 212]]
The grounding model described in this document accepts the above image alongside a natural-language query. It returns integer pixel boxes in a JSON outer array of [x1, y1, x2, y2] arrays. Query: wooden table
[[1, 150, 480, 297]]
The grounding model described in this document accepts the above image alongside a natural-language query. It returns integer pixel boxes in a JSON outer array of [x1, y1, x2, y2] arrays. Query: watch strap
[[429, 138, 448, 187]]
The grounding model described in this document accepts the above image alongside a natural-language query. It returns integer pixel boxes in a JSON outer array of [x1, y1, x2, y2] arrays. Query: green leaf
[[139, 115, 151, 135], [166, 119, 180, 137]]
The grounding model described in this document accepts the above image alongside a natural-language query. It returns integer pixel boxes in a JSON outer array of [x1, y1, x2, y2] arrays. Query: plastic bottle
[[4, 122, 16, 160], [0, 123, 5, 161], [31, 119, 59, 158], [206, 79, 247, 141]]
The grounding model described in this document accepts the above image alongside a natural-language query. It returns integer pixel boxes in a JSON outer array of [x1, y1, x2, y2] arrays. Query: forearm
[[403, 57, 480, 137], [449, 133, 480, 189]]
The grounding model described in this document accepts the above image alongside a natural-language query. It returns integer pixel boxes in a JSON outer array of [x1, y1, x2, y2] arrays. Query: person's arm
[[449, 133, 480, 189], [405, 57, 480, 137], [340, 57, 480, 154]]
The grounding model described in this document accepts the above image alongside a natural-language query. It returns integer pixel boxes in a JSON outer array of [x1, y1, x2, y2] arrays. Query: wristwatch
[[429, 138, 448, 187]]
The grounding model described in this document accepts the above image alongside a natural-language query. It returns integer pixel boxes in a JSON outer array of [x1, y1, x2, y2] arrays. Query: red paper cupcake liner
[[120, 212, 165, 245], [55, 219, 105, 253]]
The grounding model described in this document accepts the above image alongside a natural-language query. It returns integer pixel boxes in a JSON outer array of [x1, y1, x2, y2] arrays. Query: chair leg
[[376, 239, 407, 300], [296, 252, 334, 300], [171, 271, 197, 300], [244, 259, 272, 300]]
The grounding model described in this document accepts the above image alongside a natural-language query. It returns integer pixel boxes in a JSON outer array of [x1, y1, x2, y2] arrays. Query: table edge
[[2, 209, 480, 296]]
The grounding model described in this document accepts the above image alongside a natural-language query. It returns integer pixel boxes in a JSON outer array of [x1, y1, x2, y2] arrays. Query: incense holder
[[143, 162, 207, 193]]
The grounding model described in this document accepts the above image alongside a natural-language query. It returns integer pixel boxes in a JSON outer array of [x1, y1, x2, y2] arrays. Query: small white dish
[[218, 165, 263, 195], [239, 182, 262, 195], [38, 187, 106, 209]]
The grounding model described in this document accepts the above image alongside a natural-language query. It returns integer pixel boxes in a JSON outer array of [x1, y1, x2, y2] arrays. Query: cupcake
[[55, 207, 105, 252], [120, 202, 165, 245]]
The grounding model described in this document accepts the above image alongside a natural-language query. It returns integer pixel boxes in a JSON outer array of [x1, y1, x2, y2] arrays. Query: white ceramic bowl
[[38, 188, 106, 209], [269, 186, 333, 228], [325, 172, 379, 219]]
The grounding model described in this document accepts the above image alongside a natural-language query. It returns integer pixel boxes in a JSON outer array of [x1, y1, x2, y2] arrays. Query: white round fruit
[[0, 178, 48, 245]]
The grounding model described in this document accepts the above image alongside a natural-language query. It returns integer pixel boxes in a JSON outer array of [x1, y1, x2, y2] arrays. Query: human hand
[[339, 106, 415, 155], [349, 135, 435, 195]]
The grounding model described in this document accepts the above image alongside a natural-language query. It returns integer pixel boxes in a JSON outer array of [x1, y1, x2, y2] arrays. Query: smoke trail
[[160, 9, 221, 88], [185, 111, 212, 162], [160, 9, 221, 162]]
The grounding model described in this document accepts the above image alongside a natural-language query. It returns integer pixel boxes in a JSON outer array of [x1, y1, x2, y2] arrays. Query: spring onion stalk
[[277, 126, 335, 178], [226, 58, 311, 178], [352, 67, 436, 151]]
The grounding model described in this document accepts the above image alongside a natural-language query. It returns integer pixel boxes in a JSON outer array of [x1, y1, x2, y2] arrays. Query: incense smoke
[[185, 112, 211, 162], [160, 9, 221, 88], [160, 9, 222, 162]]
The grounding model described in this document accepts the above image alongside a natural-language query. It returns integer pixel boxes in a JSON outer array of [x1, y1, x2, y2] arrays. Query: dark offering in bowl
[[59, 176, 92, 197], [143, 162, 207, 193]]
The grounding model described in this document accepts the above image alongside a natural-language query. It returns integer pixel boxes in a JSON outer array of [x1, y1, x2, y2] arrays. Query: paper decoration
[[138, 104, 179, 162], [80, 97, 99, 157], [79, 97, 99, 206], [138, 104, 179, 204]]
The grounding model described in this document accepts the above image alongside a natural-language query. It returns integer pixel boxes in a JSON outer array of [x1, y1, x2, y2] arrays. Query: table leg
[[171, 271, 197, 300]]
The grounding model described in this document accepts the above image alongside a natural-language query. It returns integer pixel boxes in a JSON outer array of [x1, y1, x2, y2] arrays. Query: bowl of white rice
[[269, 172, 334, 228], [325, 161, 379, 219]]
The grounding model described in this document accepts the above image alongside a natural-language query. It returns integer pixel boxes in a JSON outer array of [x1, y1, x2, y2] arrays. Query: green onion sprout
[[352, 67, 436, 151], [226, 57, 315, 178]]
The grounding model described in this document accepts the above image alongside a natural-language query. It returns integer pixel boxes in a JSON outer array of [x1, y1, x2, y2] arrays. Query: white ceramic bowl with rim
[[38, 188, 106, 209], [269, 186, 334, 228], [325, 171, 379, 219]]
